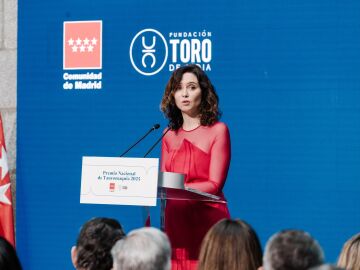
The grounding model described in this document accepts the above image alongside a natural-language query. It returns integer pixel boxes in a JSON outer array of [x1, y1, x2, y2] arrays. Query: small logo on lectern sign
[[129, 29, 168, 76], [109, 183, 115, 192], [63, 21, 102, 70]]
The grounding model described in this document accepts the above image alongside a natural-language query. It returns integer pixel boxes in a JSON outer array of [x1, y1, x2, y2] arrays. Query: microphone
[[119, 124, 160, 157], [152, 124, 160, 130], [143, 127, 171, 157]]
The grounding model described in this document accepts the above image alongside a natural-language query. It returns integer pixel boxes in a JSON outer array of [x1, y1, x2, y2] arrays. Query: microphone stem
[[143, 127, 171, 157], [120, 128, 153, 157]]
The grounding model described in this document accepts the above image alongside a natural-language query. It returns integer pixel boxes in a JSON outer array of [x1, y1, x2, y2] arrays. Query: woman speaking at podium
[[160, 64, 231, 270]]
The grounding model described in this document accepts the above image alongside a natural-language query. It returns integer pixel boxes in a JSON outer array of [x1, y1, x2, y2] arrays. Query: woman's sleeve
[[186, 124, 231, 194], [160, 134, 169, 172]]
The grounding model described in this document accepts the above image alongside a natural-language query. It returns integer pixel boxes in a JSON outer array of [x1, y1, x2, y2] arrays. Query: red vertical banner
[[0, 114, 15, 246]]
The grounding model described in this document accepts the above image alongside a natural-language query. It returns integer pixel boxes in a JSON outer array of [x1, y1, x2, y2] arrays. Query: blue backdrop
[[18, 0, 360, 269]]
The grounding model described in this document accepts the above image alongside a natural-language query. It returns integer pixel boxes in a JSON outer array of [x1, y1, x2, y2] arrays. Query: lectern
[[80, 156, 226, 230], [157, 172, 226, 231]]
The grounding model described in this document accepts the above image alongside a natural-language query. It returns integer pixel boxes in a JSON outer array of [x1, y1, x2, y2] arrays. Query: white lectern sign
[[80, 156, 159, 206]]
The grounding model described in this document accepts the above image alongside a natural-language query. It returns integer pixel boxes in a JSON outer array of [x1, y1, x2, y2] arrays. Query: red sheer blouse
[[161, 122, 230, 196]]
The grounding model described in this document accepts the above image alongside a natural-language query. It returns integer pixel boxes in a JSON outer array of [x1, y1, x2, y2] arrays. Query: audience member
[[337, 232, 360, 270], [262, 229, 324, 270], [0, 236, 22, 270], [198, 218, 262, 270], [111, 227, 171, 270], [71, 217, 125, 270]]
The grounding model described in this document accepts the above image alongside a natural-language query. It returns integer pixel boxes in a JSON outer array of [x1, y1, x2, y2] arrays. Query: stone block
[[0, 1, 3, 47], [4, 0, 17, 49], [0, 50, 17, 108]]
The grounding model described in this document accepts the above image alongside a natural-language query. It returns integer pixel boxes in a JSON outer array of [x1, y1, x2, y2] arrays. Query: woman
[[160, 64, 231, 269], [198, 219, 262, 270], [337, 232, 360, 270]]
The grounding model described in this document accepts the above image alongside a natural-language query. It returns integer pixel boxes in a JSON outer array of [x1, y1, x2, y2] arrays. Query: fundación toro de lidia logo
[[130, 28, 213, 76], [62, 20, 103, 90]]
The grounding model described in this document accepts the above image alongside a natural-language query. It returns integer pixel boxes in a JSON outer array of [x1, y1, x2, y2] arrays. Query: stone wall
[[0, 0, 17, 210]]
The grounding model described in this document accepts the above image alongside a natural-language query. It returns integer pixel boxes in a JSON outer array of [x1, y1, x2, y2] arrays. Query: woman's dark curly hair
[[160, 64, 221, 130], [75, 217, 125, 270]]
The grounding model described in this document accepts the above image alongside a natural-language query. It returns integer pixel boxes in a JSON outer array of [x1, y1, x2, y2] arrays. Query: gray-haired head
[[263, 230, 324, 270], [111, 227, 171, 270]]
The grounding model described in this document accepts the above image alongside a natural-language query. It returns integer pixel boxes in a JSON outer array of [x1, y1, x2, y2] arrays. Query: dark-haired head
[[198, 218, 262, 270], [71, 217, 125, 270], [160, 64, 221, 130], [0, 237, 22, 270]]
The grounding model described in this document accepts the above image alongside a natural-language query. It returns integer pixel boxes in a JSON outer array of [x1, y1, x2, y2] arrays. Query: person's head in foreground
[[71, 217, 125, 270], [337, 232, 360, 270], [309, 264, 345, 270], [161, 64, 221, 130], [0, 236, 22, 270], [261, 229, 324, 270], [111, 227, 171, 270], [198, 218, 262, 270]]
